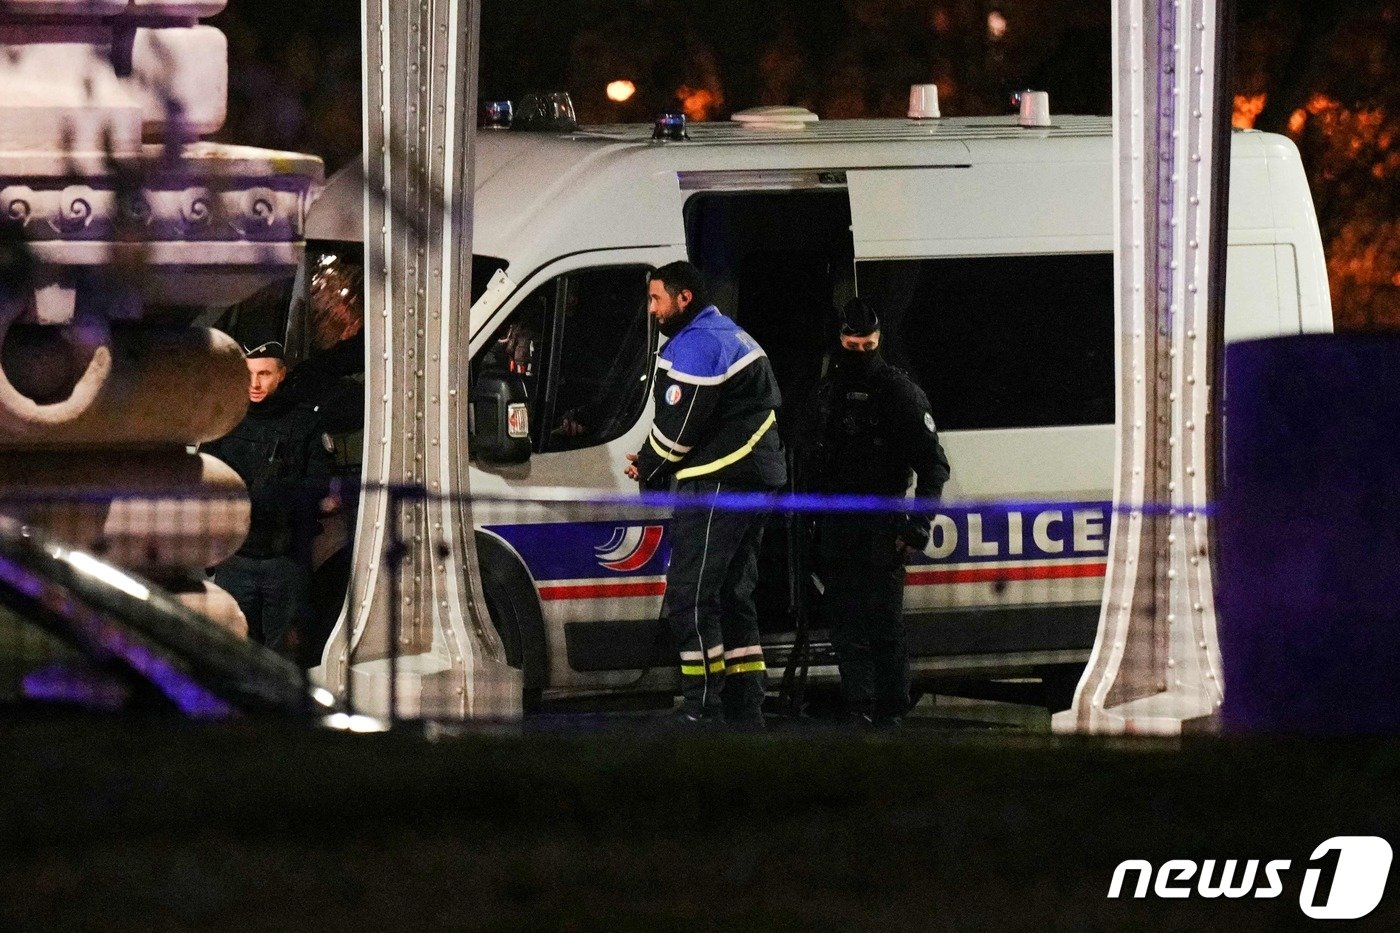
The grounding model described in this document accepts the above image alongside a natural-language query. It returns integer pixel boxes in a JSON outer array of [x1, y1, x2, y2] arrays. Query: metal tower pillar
[[1054, 0, 1230, 734], [319, 0, 520, 720]]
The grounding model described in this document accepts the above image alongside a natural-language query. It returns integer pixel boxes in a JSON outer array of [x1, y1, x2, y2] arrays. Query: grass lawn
[[2, 716, 1398, 930]]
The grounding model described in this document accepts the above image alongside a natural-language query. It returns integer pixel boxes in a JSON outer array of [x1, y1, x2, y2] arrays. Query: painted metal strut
[[319, 0, 520, 721], [1054, 0, 1230, 734]]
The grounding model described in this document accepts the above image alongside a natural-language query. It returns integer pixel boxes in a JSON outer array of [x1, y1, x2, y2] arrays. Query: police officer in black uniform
[[205, 341, 335, 658], [800, 298, 950, 725]]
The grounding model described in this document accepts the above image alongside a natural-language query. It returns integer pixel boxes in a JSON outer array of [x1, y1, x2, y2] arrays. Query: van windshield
[[215, 249, 509, 360]]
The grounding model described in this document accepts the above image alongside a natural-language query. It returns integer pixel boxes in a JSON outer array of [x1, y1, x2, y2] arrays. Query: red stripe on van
[[905, 562, 1108, 586], [539, 563, 1106, 600], [599, 525, 665, 572], [539, 581, 669, 601]]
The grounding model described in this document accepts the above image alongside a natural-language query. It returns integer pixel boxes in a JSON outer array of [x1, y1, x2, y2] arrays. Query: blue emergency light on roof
[[652, 111, 688, 142], [481, 100, 512, 130], [513, 92, 577, 132]]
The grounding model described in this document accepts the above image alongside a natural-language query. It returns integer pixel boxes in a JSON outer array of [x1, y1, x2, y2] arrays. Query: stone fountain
[[0, 0, 322, 633]]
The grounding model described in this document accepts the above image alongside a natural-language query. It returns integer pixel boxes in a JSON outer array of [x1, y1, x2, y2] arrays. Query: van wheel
[[476, 532, 547, 714]]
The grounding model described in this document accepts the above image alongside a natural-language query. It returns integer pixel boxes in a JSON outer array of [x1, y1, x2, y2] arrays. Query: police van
[[293, 101, 1331, 709]]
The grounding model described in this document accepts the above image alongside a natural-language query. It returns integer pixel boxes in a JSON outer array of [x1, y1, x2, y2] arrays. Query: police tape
[[354, 483, 1216, 519], [0, 482, 1215, 519]]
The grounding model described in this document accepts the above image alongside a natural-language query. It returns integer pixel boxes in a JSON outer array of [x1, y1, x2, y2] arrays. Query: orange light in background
[[1233, 92, 1266, 129], [676, 85, 722, 122], [1306, 92, 1335, 114], [987, 10, 1008, 40], [1293, 90, 1399, 327], [606, 80, 636, 103]]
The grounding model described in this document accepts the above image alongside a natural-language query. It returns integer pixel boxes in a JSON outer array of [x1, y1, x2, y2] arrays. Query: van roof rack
[[572, 114, 1111, 146]]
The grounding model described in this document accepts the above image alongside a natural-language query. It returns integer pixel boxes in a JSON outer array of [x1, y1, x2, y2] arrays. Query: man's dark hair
[[649, 261, 710, 311]]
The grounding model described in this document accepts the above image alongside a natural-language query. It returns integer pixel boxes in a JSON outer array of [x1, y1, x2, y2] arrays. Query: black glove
[[898, 515, 930, 552]]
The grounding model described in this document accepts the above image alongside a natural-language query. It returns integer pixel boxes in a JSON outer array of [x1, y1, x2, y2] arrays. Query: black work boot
[[721, 671, 766, 731], [663, 704, 723, 730]]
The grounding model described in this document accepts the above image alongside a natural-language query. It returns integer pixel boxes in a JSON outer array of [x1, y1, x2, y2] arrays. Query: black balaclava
[[836, 297, 882, 378]]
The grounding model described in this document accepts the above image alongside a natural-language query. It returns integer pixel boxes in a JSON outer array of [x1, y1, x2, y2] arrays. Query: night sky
[[212, 0, 1399, 329]]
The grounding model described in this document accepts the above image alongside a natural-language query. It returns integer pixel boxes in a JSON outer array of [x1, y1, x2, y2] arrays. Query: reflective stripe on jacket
[[636, 307, 786, 490]]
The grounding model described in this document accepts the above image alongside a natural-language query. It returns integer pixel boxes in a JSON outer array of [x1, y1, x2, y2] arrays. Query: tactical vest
[[811, 364, 919, 498]]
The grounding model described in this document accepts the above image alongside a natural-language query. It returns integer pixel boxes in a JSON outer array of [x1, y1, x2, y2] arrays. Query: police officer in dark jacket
[[625, 262, 786, 727], [204, 341, 335, 658], [800, 298, 950, 725]]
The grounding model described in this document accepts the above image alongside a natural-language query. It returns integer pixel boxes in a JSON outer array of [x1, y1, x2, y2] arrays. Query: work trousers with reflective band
[[818, 514, 910, 721], [664, 480, 770, 723]]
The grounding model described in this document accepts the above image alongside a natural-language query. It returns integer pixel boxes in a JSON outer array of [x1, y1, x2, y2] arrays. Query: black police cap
[[840, 297, 880, 337], [243, 340, 285, 360]]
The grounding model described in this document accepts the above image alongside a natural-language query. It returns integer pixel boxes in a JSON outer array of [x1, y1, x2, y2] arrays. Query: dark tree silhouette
[[214, 0, 1398, 327]]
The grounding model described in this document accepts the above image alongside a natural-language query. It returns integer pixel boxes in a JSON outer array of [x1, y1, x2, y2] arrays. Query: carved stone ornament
[[0, 0, 322, 651]]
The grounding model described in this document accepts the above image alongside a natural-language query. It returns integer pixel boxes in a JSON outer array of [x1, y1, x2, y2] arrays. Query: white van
[[293, 109, 1331, 709]]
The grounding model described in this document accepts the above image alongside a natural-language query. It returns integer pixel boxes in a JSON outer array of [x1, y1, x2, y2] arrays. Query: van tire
[[476, 532, 547, 713]]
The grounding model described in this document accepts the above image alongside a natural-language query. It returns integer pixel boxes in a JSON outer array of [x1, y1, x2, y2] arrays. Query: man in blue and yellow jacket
[[625, 262, 785, 726]]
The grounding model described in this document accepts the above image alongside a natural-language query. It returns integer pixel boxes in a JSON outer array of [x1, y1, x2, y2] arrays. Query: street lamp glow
[[988, 10, 1008, 40], [607, 80, 636, 103]]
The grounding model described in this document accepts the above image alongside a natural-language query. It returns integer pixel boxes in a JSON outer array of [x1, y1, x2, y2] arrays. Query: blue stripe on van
[[485, 502, 1111, 584], [485, 520, 671, 582]]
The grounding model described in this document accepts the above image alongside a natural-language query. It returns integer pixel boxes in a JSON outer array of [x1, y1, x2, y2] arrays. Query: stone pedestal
[[0, 0, 321, 635]]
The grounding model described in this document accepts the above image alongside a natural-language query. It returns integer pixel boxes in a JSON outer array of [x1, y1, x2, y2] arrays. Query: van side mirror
[[469, 372, 532, 464]]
